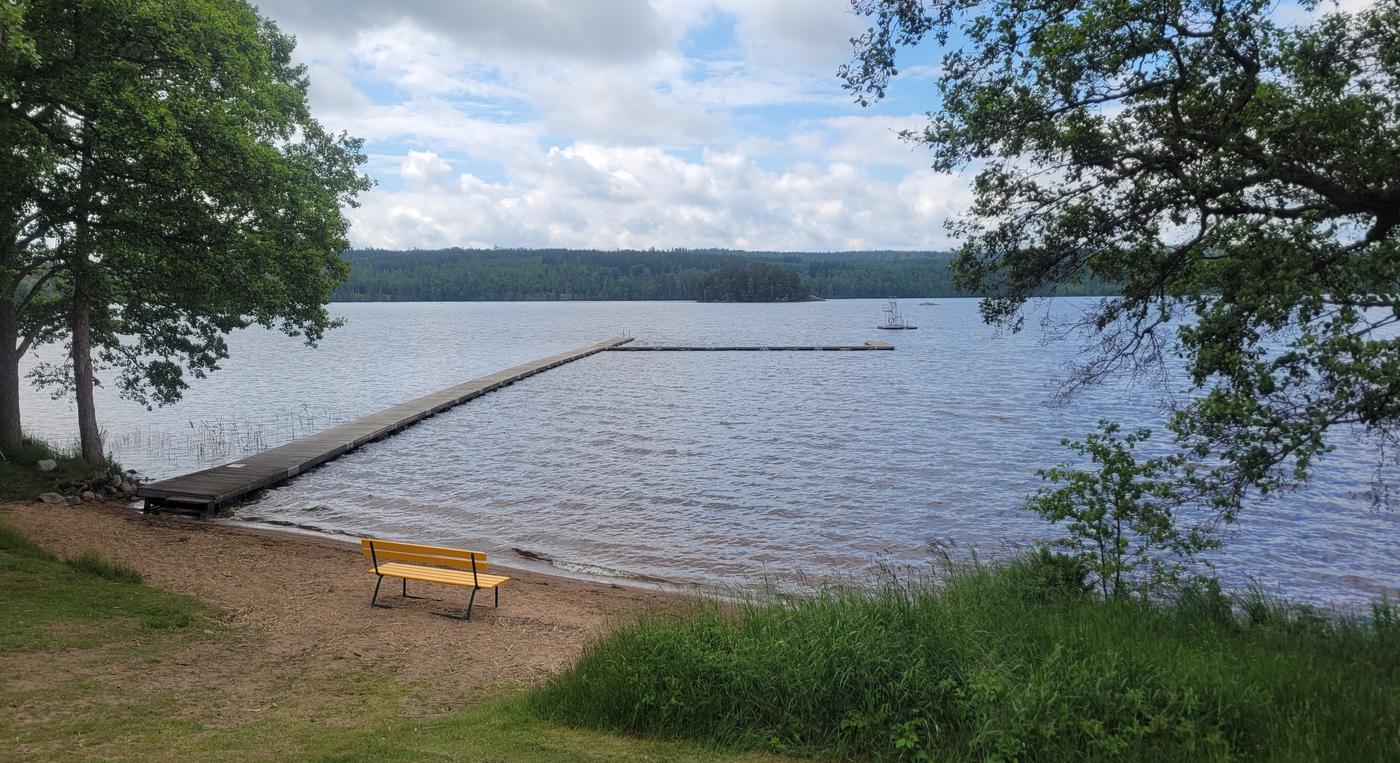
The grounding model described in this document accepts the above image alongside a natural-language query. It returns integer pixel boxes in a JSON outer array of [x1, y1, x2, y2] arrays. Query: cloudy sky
[[251, 1, 958, 252], [251, 1, 1366, 253]]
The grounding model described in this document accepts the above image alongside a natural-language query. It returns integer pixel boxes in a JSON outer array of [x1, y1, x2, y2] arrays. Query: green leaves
[[1027, 420, 1218, 599], [847, 0, 1400, 508], [2, 0, 370, 430]]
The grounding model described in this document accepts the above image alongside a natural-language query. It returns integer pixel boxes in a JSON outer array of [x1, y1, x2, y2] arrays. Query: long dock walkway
[[139, 337, 632, 512], [607, 340, 892, 351]]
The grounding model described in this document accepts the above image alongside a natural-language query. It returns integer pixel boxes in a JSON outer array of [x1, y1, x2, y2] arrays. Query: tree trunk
[[71, 266, 103, 464], [71, 83, 104, 466], [0, 304, 22, 455]]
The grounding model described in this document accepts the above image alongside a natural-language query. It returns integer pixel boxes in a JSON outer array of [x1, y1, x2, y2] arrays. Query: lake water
[[18, 299, 1399, 608]]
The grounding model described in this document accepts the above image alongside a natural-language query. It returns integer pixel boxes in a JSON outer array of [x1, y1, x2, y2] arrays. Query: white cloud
[[815, 114, 930, 168], [247, 1, 966, 251], [255, 0, 672, 64], [304, 63, 368, 113], [718, 0, 865, 70], [319, 99, 546, 168], [349, 142, 963, 251], [522, 65, 722, 146], [399, 151, 454, 190]]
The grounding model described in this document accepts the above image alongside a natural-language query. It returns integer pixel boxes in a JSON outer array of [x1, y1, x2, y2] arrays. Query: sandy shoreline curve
[[2, 500, 681, 698]]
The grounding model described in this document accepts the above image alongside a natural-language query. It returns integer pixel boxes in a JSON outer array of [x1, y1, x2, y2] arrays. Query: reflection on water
[[20, 299, 1399, 608]]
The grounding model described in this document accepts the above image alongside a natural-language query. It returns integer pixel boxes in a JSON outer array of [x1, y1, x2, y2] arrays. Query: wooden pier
[[139, 337, 633, 513], [608, 340, 893, 352]]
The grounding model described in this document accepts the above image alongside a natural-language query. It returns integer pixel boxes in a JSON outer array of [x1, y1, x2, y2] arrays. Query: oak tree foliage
[[844, 0, 1400, 510], [2, 0, 371, 460]]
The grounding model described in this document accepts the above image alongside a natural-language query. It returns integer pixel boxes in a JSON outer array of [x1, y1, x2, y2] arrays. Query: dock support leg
[[371, 575, 387, 608]]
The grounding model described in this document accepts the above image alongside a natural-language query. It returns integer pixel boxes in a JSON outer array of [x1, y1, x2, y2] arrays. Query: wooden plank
[[139, 337, 633, 511]]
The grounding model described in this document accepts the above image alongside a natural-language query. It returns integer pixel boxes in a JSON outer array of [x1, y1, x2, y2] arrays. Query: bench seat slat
[[372, 562, 510, 589]]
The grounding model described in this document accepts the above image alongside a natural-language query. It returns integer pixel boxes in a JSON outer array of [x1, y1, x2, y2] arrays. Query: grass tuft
[[0, 520, 56, 560], [66, 551, 143, 584], [0, 519, 205, 649], [532, 556, 1400, 761]]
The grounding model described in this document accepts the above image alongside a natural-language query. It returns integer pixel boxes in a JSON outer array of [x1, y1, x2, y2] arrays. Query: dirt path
[[2, 501, 678, 717]]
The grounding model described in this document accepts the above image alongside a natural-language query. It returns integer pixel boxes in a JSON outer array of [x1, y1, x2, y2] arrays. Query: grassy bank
[[8, 510, 1395, 762], [0, 436, 122, 502], [532, 559, 1400, 761], [0, 520, 208, 652], [0, 517, 775, 762]]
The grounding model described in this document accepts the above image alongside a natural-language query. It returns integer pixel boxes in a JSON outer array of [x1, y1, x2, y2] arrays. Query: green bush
[[1027, 421, 1219, 599], [1003, 547, 1092, 601], [0, 434, 126, 502], [2, 435, 82, 465], [532, 563, 1400, 761]]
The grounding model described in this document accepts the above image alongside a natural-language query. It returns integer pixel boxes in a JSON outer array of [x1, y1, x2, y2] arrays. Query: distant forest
[[330, 248, 1117, 302]]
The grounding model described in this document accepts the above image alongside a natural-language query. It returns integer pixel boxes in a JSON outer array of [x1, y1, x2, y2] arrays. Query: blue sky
[[251, 0, 964, 251]]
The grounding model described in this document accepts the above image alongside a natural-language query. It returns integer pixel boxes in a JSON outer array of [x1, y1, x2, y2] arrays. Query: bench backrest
[[361, 538, 489, 577]]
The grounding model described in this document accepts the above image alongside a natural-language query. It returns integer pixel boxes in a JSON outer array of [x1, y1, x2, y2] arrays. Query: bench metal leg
[[371, 575, 389, 608], [401, 578, 427, 600], [495, 587, 499, 607], [434, 587, 479, 621]]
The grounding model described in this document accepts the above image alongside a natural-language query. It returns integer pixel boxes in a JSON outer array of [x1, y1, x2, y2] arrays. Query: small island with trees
[[694, 261, 812, 302]]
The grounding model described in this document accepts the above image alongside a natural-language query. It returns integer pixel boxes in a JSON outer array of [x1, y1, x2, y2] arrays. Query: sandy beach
[[1, 501, 678, 718]]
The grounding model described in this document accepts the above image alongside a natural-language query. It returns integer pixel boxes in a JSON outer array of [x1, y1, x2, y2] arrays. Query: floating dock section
[[608, 340, 893, 352], [139, 337, 633, 512]]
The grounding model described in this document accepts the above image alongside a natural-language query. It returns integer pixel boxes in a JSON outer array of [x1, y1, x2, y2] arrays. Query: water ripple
[[20, 298, 1399, 609]]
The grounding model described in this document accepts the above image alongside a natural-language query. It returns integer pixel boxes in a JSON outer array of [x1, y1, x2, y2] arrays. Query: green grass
[[0, 520, 208, 652], [0, 435, 123, 501], [532, 558, 1400, 761], [65, 550, 145, 583], [0, 673, 777, 763], [104, 695, 781, 762], [0, 518, 779, 762]]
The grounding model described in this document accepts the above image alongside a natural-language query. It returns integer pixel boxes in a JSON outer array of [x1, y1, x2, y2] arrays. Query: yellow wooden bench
[[361, 538, 509, 620]]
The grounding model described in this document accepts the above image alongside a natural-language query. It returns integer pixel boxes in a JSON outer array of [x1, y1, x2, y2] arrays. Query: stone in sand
[[38, 492, 65, 505], [37, 459, 57, 472], [81, 491, 97, 503]]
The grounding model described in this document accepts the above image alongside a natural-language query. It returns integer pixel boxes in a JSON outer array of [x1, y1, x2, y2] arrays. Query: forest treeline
[[329, 248, 1117, 302]]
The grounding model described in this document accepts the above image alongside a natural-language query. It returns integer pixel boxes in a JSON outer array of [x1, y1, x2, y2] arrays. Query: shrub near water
[[532, 560, 1399, 761], [0, 434, 125, 501]]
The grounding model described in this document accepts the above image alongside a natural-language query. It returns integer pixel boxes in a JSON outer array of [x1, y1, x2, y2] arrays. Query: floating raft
[[139, 337, 633, 513], [608, 341, 893, 352]]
